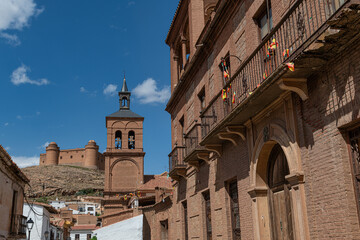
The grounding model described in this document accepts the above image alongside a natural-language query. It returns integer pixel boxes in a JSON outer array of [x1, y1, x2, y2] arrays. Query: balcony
[[183, 123, 209, 171], [10, 214, 27, 239], [201, 0, 356, 146], [168, 146, 186, 181]]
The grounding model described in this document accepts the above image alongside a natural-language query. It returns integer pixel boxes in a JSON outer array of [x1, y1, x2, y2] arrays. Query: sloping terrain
[[22, 165, 104, 201]]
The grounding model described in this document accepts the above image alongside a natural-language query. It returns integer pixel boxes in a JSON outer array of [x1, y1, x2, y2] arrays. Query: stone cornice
[[165, 0, 239, 113], [103, 151, 145, 157]]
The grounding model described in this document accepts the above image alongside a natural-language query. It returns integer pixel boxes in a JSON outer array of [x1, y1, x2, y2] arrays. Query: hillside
[[22, 165, 105, 201]]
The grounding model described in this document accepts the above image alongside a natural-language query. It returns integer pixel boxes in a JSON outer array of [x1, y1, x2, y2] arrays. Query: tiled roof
[[0, 145, 30, 183], [106, 109, 143, 119], [165, 0, 183, 44], [30, 202, 59, 214], [71, 224, 97, 230]]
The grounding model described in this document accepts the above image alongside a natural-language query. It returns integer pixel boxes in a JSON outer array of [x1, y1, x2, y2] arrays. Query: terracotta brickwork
[[163, 0, 360, 239], [101, 78, 174, 228], [292, 43, 360, 238], [104, 118, 145, 193]]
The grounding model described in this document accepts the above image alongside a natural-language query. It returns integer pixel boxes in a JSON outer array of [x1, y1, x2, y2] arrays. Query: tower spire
[[121, 73, 128, 92], [119, 73, 131, 110]]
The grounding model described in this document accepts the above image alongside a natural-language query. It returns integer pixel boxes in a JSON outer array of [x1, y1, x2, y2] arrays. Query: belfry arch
[[248, 123, 310, 240]]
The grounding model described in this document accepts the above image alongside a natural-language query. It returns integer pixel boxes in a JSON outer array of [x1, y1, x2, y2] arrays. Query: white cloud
[[0, 0, 43, 45], [80, 87, 97, 96], [16, 115, 22, 120], [39, 141, 50, 149], [4, 122, 9, 126], [5, 146, 10, 151], [103, 84, 118, 96], [12, 155, 39, 168], [128, 1, 135, 6], [133, 78, 170, 104], [11, 64, 49, 86], [0, 32, 20, 46]]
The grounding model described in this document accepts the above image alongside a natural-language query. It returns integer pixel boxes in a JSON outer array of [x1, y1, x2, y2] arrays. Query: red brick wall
[[294, 41, 360, 239], [165, 0, 360, 239]]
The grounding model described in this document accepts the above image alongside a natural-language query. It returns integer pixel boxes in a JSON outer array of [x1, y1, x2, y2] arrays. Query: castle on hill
[[39, 140, 105, 170]]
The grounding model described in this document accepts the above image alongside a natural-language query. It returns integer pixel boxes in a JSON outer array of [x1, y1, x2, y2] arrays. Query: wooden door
[[268, 144, 293, 240]]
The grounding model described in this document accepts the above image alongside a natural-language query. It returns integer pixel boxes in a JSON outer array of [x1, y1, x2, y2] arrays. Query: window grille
[[229, 181, 241, 240]]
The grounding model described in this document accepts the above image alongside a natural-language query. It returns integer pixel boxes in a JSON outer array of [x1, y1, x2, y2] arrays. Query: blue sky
[[0, 0, 178, 174]]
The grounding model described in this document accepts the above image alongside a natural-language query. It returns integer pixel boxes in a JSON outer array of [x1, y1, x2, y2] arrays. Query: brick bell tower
[[104, 76, 145, 213]]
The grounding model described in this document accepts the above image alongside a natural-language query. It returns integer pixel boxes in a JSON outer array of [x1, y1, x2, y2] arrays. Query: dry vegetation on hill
[[22, 165, 104, 202]]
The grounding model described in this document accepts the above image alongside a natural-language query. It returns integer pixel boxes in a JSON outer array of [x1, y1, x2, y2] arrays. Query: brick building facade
[[101, 77, 172, 228], [162, 0, 360, 239], [0, 145, 29, 240]]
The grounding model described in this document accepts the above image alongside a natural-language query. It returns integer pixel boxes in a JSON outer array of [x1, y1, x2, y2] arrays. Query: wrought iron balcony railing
[[200, 0, 346, 139], [10, 214, 27, 237], [184, 123, 203, 157], [168, 145, 186, 173]]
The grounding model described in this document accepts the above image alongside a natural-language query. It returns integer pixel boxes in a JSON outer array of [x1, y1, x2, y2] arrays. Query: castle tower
[[84, 140, 99, 169], [104, 76, 145, 197], [45, 142, 60, 165]]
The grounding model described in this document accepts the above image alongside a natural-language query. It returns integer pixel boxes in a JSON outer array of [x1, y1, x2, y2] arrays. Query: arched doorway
[[249, 123, 309, 240], [267, 144, 293, 240]]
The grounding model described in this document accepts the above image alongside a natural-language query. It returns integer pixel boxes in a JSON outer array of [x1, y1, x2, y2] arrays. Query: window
[[87, 234, 91, 240], [203, 191, 212, 240], [81, 155, 84, 158], [70, 155, 73, 159], [228, 181, 241, 240], [60, 156, 62, 159], [115, 130, 122, 149], [198, 88, 206, 112], [160, 220, 169, 240], [128, 131, 135, 149], [75, 234, 80, 240], [349, 127, 360, 222], [179, 116, 185, 146], [257, 4, 273, 39], [87, 207, 94, 211], [183, 201, 189, 240], [10, 190, 18, 233]]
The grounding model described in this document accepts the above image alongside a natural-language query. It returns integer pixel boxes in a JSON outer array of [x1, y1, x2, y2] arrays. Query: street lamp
[[26, 218, 34, 240], [44, 230, 49, 240]]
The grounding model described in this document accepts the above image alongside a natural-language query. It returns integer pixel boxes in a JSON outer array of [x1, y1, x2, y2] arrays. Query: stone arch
[[250, 123, 301, 188], [125, 121, 139, 130], [111, 121, 126, 128], [248, 123, 309, 240], [109, 158, 140, 191]]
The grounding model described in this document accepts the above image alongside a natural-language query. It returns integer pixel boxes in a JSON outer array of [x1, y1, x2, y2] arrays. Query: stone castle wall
[[39, 141, 105, 170]]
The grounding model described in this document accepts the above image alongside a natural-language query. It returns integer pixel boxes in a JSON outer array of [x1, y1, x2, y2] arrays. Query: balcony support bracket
[[177, 168, 187, 178], [226, 125, 246, 141], [277, 78, 308, 101], [188, 160, 200, 172], [218, 132, 238, 146], [205, 144, 222, 157], [197, 152, 210, 164]]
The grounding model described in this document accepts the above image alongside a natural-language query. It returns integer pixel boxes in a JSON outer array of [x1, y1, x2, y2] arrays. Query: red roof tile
[[71, 224, 97, 230]]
